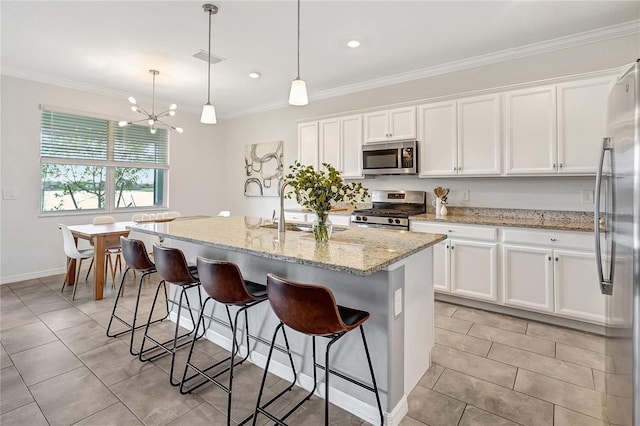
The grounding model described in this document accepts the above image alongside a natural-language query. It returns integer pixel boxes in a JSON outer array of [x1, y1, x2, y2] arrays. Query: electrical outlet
[[394, 288, 402, 317], [581, 190, 594, 204], [461, 190, 469, 201]]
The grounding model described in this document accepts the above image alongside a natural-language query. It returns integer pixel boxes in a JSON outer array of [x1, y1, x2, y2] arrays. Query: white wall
[[0, 76, 225, 282], [1, 33, 638, 283]]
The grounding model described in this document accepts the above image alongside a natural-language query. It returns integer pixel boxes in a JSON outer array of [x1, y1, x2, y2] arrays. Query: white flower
[[331, 185, 338, 193]]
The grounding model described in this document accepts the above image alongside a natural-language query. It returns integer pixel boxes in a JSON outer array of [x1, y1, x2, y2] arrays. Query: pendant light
[[201, 4, 218, 124], [288, 0, 308, 106]]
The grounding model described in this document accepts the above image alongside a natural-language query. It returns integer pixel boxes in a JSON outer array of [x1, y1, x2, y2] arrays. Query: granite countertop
[[130, 216, 446, 276], [410, 207, 595, 232]]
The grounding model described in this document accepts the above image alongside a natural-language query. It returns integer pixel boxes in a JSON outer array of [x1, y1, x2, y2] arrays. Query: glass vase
[[312, 212, 333, 243]]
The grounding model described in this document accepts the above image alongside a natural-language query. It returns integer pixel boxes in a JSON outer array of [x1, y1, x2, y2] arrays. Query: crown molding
[[301, 19, 640, 106], [3, 19, 638, 121]]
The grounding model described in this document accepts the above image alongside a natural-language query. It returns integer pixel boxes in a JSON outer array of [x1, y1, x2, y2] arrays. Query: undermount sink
[[260, 222, 346, 232]]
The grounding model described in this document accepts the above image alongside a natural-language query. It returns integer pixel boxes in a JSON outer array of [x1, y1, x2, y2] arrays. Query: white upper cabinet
[[298, 122, 319, 168], [363, 106, 416, 143], [505, 76, 613, 175], [418, 101, 457, 176], [556, 77, 611, 174], [299, 114, 363, 179], [339, 115, 364, 178], [418, 94, 501, 177], [505, 86, 557, 174]]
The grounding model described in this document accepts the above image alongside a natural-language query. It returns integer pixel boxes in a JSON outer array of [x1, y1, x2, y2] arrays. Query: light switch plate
[[394, 288, 402, 317], [2, 189, 16, 200], [461, 190, 469, 201]]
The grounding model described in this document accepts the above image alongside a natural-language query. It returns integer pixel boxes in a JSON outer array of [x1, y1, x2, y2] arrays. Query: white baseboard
[[170, 311, 408, 425], [1, 267, 66, 285]]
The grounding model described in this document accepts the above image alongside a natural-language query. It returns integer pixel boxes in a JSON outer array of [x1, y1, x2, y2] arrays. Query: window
[[40, 108, 169, 212]]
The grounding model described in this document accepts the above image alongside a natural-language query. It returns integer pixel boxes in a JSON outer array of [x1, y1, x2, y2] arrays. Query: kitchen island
[[129, 216, 446, 425]]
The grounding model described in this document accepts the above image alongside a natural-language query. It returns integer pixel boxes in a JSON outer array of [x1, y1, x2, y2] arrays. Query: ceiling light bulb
[[148, 119, 155, 125], [347, 40, 361, 48], [288, 78, 308, 106], [249, 72, 261, 79], [168, 110, 176, 116], [201, 102, 217, 124], [131, 106, 138, 112], [118, 121, 128, 127], [169, 104, 177, 110], [176, 127, 184, 133], [150, 127, 156, 134], [128, 97, 137, 104]]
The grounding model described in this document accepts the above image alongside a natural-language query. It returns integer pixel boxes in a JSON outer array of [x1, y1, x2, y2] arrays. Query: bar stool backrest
[[152, 244, 197, 285], [121, 237, 155, 272], [197, 257, 255, 305], [266, 273, 349, 336]]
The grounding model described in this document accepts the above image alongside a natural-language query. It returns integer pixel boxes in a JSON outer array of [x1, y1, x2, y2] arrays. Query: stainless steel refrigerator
[[595, 59, 640, 426]]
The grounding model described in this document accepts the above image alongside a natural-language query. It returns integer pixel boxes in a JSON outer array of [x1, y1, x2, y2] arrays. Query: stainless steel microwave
[[362, 140, 418, 175]]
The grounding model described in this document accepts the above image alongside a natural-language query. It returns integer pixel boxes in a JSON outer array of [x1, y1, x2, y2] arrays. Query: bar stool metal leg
[[106, 266, 168, 356], [253, 323, 300, 426], [138, 280, 205, 386]]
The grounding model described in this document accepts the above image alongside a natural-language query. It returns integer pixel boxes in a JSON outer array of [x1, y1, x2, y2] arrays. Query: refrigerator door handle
[[594, 137, 613, 295]]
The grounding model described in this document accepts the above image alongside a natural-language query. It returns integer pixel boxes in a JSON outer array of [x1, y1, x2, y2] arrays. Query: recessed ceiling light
[[249, 72, 261, 79], [347, 40, 360, 48]]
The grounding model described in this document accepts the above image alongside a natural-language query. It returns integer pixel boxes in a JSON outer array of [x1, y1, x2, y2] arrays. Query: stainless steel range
[[351, 190, 426, 230]]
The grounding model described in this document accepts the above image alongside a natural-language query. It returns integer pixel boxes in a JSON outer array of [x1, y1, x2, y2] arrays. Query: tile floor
[[0, 271, 610, 425]]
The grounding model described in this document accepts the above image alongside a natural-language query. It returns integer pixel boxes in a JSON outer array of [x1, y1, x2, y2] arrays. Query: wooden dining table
[[66, 221, 134, 300]]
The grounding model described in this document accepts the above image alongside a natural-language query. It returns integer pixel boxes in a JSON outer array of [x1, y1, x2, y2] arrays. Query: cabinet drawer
[[284, 212, 308, 222], [411, 222, 497, 241], [502, 228, 593, 250]]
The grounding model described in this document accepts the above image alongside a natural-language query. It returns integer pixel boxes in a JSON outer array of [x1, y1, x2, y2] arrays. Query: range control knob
[[395, 219, 401, 224], [355, 216, 361, 221], [362, 217, 368, 222], [388, 218, 394, 224]]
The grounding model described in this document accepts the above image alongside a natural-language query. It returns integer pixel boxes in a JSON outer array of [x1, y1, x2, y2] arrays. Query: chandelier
[[119, 69, 184, 134]]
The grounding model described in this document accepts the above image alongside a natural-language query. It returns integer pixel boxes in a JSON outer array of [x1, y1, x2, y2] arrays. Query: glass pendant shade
[[288, 78, 308, 106], [201, 102, 217, 124]]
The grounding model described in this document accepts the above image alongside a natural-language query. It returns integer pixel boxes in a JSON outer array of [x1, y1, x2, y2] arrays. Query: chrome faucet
[[278, 181, 289, 234]]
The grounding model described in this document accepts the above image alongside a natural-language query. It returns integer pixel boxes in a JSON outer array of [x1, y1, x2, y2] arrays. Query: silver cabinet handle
[[453, 167, 457, 171], [553, 163, 557, 169], [550, 238, 556, 242], [559, 163, 564, 168], [594, 137, 613, 295], [548, 256, 551, 261]]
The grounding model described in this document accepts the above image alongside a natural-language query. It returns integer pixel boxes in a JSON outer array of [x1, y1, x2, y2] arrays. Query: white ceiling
[[2, 1, 639, 120]]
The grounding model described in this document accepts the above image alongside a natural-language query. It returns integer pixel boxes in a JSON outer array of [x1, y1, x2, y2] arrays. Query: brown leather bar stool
[[139, 244, 205, 386], [253, 273, 384, 426], [106, 237, 165, 356], [179, 257, 269, 425]]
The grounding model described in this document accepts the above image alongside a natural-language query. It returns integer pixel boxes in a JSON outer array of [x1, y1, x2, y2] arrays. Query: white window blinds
[[40, 109, 169, 167]]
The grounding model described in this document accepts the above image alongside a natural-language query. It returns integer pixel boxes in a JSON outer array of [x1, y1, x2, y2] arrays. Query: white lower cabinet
[[502, 244, 554, 312], [413, 221, 606, 326], [501, 229, 605, 324], [411, 222, 498, 302]]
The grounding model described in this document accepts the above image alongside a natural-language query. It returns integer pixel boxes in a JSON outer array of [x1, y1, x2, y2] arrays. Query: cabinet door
[[298, 122, 319, 168], [504, 86, 557, 174], [340, 115, 363, 178], [502, 244, 554, 312], [319, 118, 341, 171], [554, 249, 605, 324], [388, 106, 416, 140], [450, 239, 498, 302], [363, 111, 389, 143], [557, 77, 611, 174], [418, 101, 457, 176], [457, 94, 502, 175], [433, 239, 450, 293]]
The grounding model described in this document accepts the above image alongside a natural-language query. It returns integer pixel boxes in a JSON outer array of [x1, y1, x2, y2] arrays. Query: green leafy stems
[[285, 162, 369, 241]]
